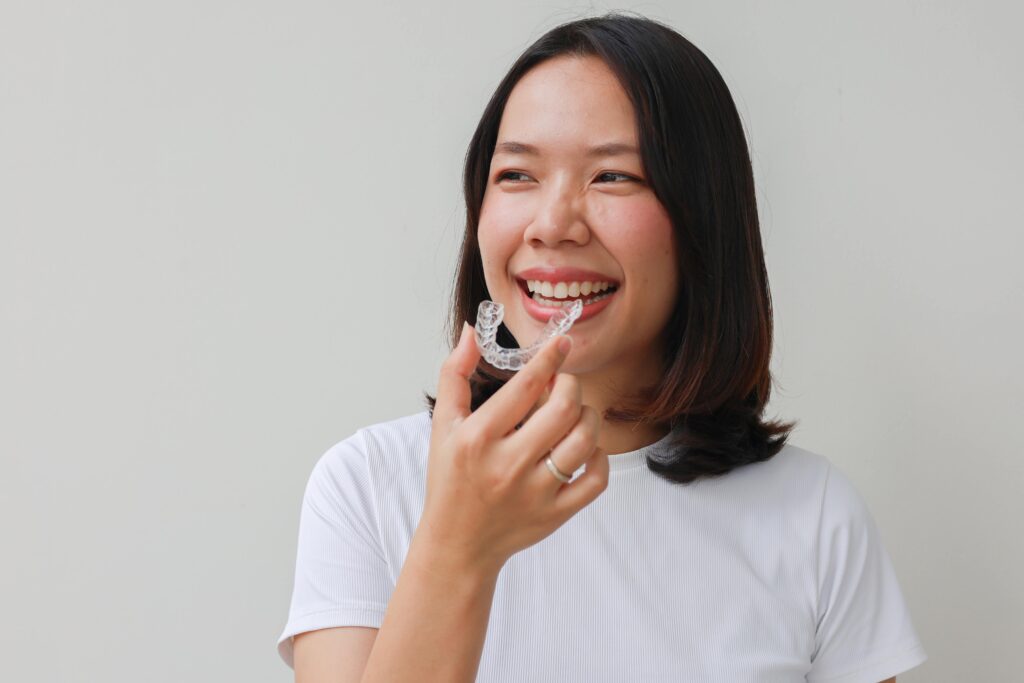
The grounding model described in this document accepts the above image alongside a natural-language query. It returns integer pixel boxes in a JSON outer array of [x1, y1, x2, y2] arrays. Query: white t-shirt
[[277, 411, 927, 682]]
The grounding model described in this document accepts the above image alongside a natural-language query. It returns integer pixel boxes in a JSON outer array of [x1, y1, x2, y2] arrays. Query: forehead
[[495, 55, 638, 156]]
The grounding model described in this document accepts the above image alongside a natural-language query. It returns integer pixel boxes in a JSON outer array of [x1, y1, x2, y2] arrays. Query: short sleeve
[[807, 462, 928, 683], [276, 432, 395, 669]]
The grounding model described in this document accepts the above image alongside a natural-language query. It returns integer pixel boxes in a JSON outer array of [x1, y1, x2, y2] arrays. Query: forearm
[[360, 532, 502, 683]]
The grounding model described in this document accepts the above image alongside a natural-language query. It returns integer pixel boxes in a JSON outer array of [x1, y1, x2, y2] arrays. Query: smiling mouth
[[516, 278, 620, 306]]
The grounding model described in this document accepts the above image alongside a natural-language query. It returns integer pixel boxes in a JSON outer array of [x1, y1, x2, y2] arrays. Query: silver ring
[[544, 455, 572, 483]]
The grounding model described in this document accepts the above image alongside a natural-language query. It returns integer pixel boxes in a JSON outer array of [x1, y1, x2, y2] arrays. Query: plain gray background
[[2, 1, 1021, 681]]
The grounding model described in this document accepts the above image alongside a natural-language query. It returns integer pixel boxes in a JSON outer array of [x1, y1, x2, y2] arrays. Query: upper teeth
[[526, 280, 616, 299]]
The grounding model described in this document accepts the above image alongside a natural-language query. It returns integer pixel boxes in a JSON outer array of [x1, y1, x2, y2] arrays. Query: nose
[[522, 182, 591, 247]]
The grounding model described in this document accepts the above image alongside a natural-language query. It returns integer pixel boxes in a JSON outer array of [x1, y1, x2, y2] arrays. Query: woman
[[277, 13, 927, 682]]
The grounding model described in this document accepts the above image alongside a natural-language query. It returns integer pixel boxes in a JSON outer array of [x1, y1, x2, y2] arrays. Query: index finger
[[432, 322, 481, 441], [469, 333, 573, 439]]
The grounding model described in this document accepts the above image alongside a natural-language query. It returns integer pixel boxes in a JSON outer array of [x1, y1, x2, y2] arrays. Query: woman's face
[[478, 55, 677, 379]]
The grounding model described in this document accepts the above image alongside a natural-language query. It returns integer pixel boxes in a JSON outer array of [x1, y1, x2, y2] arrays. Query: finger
[[505, 372, 581, 471], [471, 333, 573, 440], [432, 322, 481, 441], [516, 375, 557, 430], [530, 403, 600, 486], [551, 446, 610, 520]]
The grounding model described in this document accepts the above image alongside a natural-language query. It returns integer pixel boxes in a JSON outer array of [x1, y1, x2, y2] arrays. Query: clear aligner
[[474, 298, 583, 371]]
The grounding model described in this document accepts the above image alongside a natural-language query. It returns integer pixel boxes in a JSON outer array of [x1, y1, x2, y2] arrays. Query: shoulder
[[695, 442, 877, 551], [801, 448, 877, 536], [317, 410, 431, 464], [741, 442, 868, 516], [749, 441, 833, 486], [696, 441, 834, 512], [300, 410, 432, 521], [353, 410, 433, 458], [764, 444, 877, 540], [311, 410, 432, 490]]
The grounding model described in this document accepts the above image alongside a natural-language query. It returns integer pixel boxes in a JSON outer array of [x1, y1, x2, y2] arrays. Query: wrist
[[408, 527, 505, 586]]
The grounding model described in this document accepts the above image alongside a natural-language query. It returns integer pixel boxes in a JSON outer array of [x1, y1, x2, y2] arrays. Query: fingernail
[[461, 321, 473, 343], [557, 335, 572, 355]]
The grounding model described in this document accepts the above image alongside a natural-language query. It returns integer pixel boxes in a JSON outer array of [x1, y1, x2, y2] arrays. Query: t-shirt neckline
[[607, 428, 676, 473]]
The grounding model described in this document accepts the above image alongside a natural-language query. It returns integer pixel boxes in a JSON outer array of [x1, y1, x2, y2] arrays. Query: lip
[[514, 266, 621, 285], [517, 279, 618, 323]]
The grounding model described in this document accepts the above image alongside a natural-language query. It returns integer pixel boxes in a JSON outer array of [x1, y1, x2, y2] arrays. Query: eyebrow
[[493, 140, 639, 157]]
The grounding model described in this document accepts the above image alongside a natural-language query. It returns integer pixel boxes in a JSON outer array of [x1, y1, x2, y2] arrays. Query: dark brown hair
[[424, 11, 797, 485]]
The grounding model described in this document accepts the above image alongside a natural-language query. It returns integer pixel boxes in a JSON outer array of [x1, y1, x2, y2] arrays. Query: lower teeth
[[532, 290, 615, 308]]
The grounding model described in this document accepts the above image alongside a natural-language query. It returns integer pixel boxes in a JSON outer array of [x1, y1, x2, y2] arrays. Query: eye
[[496, 171, 531, 183], [597, 172, 637, 183], [494, 170, 642, 184]]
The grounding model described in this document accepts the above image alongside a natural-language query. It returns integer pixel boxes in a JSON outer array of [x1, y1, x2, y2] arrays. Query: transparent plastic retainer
[[474, 299, 583, 371]]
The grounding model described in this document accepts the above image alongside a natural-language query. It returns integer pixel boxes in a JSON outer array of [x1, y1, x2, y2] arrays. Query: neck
[[580, 382, 670, 456], [518, 338, 670, 457], [574, 345, 669, 456]]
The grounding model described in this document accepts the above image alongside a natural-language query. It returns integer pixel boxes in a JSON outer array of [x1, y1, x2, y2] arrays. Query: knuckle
[[457, 425, 488, 454], [585, 463, 609, 493], [439, 357, 463, 381], [482, 466, 512, 496], [551, 396, 579, 420], [571, 423, 597, 450], [518, 372, 542, 396], [578, 408, 598, 436]]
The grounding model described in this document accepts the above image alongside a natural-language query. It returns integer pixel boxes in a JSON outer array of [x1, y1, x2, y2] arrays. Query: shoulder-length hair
[[424, 12, 797, 485]]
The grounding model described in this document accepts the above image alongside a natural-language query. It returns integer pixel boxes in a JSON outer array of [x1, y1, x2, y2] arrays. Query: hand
[[417, 322, 608, 575]]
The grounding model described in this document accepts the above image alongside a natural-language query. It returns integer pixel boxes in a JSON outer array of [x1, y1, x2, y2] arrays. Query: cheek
[[477, 224, 512, 266], [479, 191, 531, 255], [607, 200, 675, 271], [477, 220, 521, 295], [479, 190, 541, 269], [604, 201, 677, 314]]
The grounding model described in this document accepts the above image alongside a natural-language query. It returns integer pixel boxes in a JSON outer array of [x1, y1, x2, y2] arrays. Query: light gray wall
[[2, 1, 1020, 680]]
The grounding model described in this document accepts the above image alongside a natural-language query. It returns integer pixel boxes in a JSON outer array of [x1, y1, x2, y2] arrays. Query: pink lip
[[514, 266, 620, 285], [517, 279, 618, 323]]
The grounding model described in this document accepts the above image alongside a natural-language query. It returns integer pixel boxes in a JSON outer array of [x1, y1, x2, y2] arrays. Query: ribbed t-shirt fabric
[[277, 410, 927, 682]]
